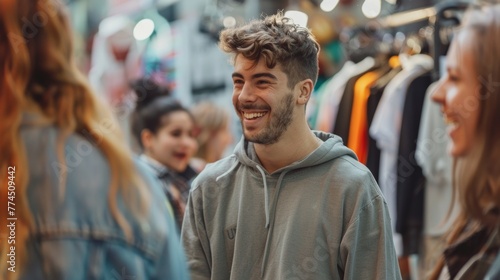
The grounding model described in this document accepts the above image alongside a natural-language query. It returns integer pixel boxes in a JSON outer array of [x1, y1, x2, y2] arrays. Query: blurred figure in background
[[429, 3, 500, 279], [0, 0, 189, 279], [131, 78, 198, 229], [89, 14, 142, 146], [190, 101, 234, 172]]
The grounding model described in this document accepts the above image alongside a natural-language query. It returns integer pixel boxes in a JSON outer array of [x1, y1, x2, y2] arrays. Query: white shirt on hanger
[[369, 53, 434, 256], [415, 83, 459, 236], [312, 57, 375, 132]]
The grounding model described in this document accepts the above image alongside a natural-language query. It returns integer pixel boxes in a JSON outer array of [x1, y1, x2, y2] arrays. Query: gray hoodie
[[182, 131, 401, 280]]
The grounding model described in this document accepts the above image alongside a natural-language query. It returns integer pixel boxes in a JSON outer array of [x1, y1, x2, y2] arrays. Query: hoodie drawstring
[[256, 165, 290, 278], [255, 165, 271, 228]]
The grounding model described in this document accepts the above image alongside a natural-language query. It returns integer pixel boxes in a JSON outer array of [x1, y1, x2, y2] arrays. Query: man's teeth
[[244, 112, 265, 119]]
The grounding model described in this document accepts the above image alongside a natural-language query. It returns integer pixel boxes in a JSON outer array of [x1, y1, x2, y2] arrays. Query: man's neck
[[254, 128, 322, 173]]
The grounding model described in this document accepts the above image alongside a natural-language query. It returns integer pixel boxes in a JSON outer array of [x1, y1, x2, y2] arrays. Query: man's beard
[[241, 93, 294, 145]]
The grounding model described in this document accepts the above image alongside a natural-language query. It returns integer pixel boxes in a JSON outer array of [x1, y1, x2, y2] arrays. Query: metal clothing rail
[[378, 6, 436, 28], [432, 1, 470, 79], [374, 1, 470, 79], [377, 1, 470, 28]]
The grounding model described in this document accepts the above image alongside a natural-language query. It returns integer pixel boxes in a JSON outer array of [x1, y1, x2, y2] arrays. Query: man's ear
[[141, 129, 154, 150], [296, 79, 314, 105]]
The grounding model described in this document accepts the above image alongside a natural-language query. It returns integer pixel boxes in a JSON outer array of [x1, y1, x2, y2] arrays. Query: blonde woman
[[190, 101, 234, 172], [429, 3, 500, 279], [0, 0, 189, 279]]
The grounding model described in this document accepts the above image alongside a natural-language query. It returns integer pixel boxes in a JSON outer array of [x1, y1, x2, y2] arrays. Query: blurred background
[[66, 2, 472, 279], [70, 0, 469, 155], [67, 0, 455, 107]]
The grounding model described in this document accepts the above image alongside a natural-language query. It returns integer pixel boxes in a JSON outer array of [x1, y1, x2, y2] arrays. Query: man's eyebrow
[[232, 73, 243, 79], [231, 72, 278, 80], [252, 73, 277, 80]]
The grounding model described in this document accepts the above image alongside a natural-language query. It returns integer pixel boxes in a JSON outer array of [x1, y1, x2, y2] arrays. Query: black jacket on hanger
[[366, 66, 402, 184], [396, 71, 433, 255], [333, 72, 365, 142]]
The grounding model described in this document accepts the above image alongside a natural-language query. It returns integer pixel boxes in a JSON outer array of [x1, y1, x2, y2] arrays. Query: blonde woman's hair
[[191, 102, 230, 162], [429, 3, 500, 279], [0, 0, 149, 278]]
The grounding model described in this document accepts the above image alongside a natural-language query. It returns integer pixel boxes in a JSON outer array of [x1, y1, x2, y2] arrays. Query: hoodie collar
[[234, 131, 356, 175]]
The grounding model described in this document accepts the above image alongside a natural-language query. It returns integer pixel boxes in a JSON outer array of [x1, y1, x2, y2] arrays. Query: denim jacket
[[18, 113, 190, 280]]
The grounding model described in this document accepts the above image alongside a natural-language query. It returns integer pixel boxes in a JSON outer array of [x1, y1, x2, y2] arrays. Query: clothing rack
[[373, 1, 470, 80], [432, 1, 469, 80], [378, 6, 436, 28], [377, 1, 469, 28]]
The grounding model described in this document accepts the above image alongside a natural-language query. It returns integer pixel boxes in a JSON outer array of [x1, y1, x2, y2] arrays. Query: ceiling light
[[362, 0, 382, 19], [133, 19, 155, 41], [284, 10, 308, 27], [320, 0, 339, 12], [223, 16, 236, 28]]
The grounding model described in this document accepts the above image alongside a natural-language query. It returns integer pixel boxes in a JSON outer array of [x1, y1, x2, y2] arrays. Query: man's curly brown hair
[[219, 11, 320, 89]]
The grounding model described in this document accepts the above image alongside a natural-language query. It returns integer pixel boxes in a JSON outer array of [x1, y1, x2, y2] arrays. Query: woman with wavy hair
[[429, 3, 500, 279], [0, 0, 189, 279]]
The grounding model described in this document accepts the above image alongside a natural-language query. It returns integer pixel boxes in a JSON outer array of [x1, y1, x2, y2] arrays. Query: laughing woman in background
[[429, 3, 500, 279], [131, 78, 199, 229]]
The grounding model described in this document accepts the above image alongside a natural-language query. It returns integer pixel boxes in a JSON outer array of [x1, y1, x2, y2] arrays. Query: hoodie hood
[[234, 130, 357, 174], [232, 130, 357, 277]]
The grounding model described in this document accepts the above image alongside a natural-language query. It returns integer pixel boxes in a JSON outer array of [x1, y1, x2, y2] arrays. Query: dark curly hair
[[219, 11, 320, 89], [130, 78, 193, 149]]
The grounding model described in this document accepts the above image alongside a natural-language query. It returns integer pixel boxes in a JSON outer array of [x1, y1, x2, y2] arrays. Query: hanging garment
[[346, 70, 383, 163], [396, 72, 433, 256], [415, 83, 458, 237], [369, 54, 434, 256], [347, 59, 395, 164], [312, 57, 375, 132], [366, 65, 403, 183], [333, 71, 370, 143], [415, 82, 460, 273]]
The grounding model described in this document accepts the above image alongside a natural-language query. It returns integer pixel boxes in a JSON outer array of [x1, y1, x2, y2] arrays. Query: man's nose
[[238, 83, 257, 103]]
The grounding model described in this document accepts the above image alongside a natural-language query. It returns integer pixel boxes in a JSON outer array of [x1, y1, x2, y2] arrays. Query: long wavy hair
[[0, 0, 149, 278], [429, 3, 500, 279]]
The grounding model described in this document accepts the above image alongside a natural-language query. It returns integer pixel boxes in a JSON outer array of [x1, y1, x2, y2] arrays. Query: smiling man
[[181, 12, 401, 280]]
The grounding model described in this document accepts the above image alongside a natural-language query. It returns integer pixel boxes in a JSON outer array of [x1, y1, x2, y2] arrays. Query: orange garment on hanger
[[347, 71, 379, 164], [348, 56, 400, 164]]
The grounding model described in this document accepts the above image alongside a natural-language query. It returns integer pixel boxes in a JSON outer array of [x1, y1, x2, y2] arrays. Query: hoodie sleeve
[[340, 194, 402, 279], [181, 188, 212, 280]]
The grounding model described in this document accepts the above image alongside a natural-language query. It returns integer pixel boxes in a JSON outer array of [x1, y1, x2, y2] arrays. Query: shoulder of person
[[323, 155, 382, 199], [330, 155, 375, 181], [21, 126, 172, 258]]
